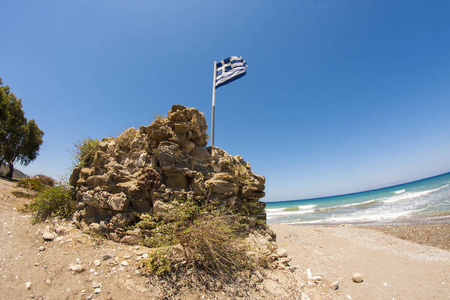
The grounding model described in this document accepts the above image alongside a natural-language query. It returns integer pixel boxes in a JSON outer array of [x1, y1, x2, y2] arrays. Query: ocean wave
[[265, 208, 285, 212], [394, 189, 406, 194], [283, 204, 317, 211], [288, 208, 425, 225], [266, 204, 317, 213], [382, 185, 448, 204], [314, 199, 377, 213], [265, 209, 316, 218]]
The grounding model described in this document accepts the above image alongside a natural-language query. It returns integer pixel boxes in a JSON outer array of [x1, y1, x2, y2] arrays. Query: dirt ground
[[2, 177, 449, 299], [0, 178, 330, 300]]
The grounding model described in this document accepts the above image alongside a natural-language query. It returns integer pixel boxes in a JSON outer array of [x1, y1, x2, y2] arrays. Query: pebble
[[38, 246, 45, 251], [352, 273, 364, 283], [69, 263, 86, 274], [54, 226, 69, 235], [42, 232, 56, 241], [92, 281, 101, 288], [102, 254, 113, 261], [94, 288, 101, 294], [25, 282, 32, 290], [330, 281, 339, 290], [121, 260, 129, 266], [94, 259, 101, 266]]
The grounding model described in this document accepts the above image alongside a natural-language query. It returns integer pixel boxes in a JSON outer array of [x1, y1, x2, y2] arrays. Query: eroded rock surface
[[70, 105, 266, 244]]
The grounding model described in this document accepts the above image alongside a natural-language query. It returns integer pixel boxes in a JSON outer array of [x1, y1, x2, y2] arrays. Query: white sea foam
[[265, 208, 285, 212], [314, 199, 377, 212], [282, 204, 317, 212], [297, 204, 317, 210], [289, 208, 424, 225], [266, 204, 317, 214], [382, 185, 448, 204], [394, 189, 406, 194], [266, 209, 316, 218]]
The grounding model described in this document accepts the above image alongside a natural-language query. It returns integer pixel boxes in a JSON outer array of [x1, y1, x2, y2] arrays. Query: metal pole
[[211, 61, 217, 147]]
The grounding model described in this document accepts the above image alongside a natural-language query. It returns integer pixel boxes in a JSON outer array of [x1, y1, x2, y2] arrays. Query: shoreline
[[268, 221, 450, 250]]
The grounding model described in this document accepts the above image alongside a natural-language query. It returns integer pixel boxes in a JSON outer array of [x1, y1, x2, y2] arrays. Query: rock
[[252, 271, 264, 283], [275, 247, 288, 258], [54, 225, 69, 235], [279, 257, 292, 264], [92, 281, 101, 288], [25, 282, 32, 290], [102, 254, 113, 261], [69, 104, 267, 241], [38, 246, 45, 251], [94, 260, 101, 266], [68, 263, 86, 274], [352, 273, 364, 283], [42, 231, 56, 241], [94, 288, 101, 294], [120, 235, 142, 245], [89, 222, 102, 234], [153, 200, 172, 214], [313, 276, 323, 283], [108, 192, 129, 211], [330, 281, 339, 290]]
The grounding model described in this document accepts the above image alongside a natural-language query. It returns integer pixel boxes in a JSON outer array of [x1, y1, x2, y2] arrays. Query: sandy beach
[[270, 223, 450, 299]]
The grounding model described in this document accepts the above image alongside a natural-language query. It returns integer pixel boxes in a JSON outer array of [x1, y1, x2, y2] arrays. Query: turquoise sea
[[265, 172, 450, 225]]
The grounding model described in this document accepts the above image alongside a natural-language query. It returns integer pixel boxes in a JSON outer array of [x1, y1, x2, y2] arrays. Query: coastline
[[360, 223, 450, 251], [269, 223, 450, 299]]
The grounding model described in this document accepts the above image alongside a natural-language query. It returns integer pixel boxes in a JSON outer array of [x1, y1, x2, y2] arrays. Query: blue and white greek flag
[[215, 56, 248, 89]]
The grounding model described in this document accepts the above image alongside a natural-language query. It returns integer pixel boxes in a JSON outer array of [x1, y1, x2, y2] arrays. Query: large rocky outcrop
[[70, 105, 266, 244]]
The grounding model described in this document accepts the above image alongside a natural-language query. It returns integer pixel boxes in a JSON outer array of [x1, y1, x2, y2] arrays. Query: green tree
[[0, 78, 44, 178]]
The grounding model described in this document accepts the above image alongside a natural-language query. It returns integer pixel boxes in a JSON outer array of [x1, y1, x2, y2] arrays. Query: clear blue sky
[[1, 1, 450, 202]]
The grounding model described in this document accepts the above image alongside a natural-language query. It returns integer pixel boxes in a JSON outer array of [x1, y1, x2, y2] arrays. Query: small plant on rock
[[73, 138, 100, 167], [153, 113, 166, 121]]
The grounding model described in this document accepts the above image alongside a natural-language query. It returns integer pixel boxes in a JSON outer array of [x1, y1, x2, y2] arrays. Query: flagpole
[[211, 61, 217, 147]]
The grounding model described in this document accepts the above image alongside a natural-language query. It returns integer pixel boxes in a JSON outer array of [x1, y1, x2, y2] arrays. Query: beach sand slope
[[270, 224, 450, 300]]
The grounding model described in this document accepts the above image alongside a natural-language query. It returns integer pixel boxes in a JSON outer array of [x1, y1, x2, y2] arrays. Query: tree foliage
[[0, 78, 44, 178]]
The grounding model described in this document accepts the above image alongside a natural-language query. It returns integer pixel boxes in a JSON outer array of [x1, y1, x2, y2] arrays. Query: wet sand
[[362, 223, 450, 250]]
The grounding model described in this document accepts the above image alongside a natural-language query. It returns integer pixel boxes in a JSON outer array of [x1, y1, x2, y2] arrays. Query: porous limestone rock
[[70, 105, 266, 243]]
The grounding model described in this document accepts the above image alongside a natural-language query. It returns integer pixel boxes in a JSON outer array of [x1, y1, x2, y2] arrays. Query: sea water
[[265, 172, 450, 225]]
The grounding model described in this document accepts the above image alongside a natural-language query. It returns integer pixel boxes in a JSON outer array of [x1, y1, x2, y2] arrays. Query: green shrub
[[29, 184, 75, 223], [153, 113, 166, 121], [32, 174, 55, 187], [140, 248, 172, 276], [17, 178, 45, 191], [11, 191, 34, 199], [73, 138, 100, 167]]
